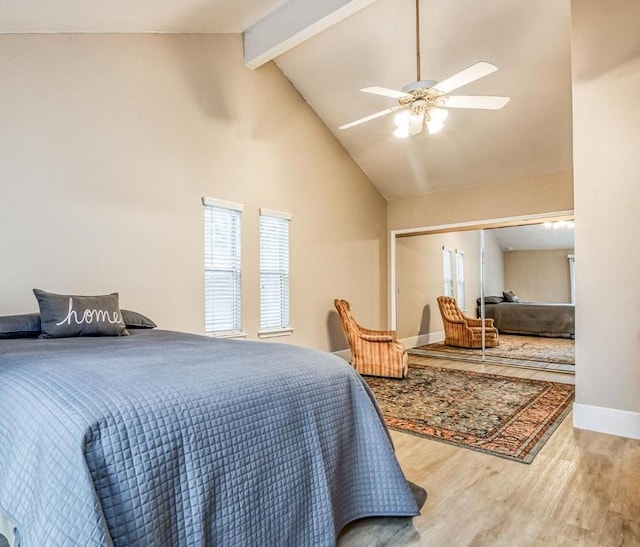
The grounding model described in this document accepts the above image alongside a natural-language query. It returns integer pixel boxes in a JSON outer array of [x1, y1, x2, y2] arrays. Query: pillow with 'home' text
[[33, 289, 129, 338]]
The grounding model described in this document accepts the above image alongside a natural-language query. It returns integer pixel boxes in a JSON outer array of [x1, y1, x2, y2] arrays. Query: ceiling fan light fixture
[[393, 110, 412, 127], [428, 107, 449, 124], [393, 125, 411, 138], [426, 120, 445, 135]]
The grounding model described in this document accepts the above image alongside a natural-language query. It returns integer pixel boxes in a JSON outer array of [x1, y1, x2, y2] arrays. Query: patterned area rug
[[364, 364, 574, 463], [410, 334, 575, 372]]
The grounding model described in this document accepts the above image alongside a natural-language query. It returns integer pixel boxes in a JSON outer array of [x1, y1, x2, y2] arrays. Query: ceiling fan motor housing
[[401, 80, 438, 93], [399, 80, 446, 114]]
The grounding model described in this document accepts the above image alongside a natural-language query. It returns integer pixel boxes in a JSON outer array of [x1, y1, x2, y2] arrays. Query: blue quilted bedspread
[[0, 330, 418, 546]]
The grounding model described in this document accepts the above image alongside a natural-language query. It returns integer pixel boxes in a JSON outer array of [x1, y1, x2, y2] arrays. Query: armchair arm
[[360, 333, 395, 343], [464, 316, 495, 328], [360, 327, 397, 340], [360, 326, 396, 336], [445, 318, 466, 325]]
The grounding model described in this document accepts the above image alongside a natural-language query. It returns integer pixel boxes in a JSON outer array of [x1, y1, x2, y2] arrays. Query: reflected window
[[442, 247, 454, 297], [442, 247, 466, 310], [455, 250, 466, 310]]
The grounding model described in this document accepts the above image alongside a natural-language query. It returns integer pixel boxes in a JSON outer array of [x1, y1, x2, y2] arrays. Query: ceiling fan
[[339, 0, 510, 137]]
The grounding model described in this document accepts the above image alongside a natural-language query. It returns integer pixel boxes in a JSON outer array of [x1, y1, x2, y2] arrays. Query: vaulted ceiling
[[275, 0, 573, 198], [1, 0, 574, 199]]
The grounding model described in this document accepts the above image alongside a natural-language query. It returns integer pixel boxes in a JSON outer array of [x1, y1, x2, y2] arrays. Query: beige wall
[[394, 229, 502, 341], [396, 230, 482, 340], [387, 170, 574, 231], [0, 34, 387, 352], [483, 230, 505, 297], [572, 0, 640, 418], [504, 249, 573, 303]]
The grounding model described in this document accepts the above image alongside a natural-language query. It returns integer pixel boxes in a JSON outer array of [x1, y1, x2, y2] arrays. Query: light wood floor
[[339, 357, 640, 547]]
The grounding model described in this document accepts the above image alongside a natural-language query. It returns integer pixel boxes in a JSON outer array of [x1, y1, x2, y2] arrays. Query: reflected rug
[[411, 334, 575, 372], [364, 364, 574, 463]]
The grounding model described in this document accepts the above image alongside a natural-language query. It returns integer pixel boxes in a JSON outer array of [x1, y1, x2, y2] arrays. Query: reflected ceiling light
[[544, 220, 574, 229]]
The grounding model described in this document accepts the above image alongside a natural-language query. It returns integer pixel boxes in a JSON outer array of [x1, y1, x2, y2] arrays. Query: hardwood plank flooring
[[338, 357, 640, 547]]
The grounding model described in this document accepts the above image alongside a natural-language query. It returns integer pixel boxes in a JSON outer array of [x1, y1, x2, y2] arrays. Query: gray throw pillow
[[476, 296, 505, 306], [503, 290, 520, 303], [0, 313, 41, 339], [34, 289, 129, 338], [121, 309, 157, 329]]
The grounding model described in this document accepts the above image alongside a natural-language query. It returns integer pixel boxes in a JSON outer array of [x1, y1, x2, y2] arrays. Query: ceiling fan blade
[[339, 106, 400, 130], [408, 112, 424, 136], [433, 62, 498, 94], [442, 95, 510, 110], [361, 86, 411, 99]]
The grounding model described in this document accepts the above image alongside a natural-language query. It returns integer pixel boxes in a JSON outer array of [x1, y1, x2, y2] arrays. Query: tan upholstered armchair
[[334, 299, 408, 378], [437, 296, 500, 348]]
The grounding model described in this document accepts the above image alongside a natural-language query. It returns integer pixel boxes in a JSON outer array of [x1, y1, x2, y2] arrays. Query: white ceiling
[[276, 0, 574, 198], [1, 0, 574, 200], [0, 0, 289, 33]]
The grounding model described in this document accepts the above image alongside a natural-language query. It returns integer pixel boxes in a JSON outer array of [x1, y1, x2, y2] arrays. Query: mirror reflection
[[396, 220, 575, 373], [483, 222, 575, 338]]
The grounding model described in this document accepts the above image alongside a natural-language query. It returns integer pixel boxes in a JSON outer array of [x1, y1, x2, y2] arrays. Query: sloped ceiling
[[275, 0, 574, 198], [0, 0, 289, 33], [1, 0, 574, 200]]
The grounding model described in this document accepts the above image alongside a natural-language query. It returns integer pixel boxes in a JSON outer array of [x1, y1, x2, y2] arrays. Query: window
[[442, 246, 466, 309], [203, 197, 243, 336], [259, 209, 292, 337], [455, 250, 466, 310], [442, 247, 454, 297]]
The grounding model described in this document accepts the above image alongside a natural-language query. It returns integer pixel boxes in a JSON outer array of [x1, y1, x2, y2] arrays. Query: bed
[[481, 302, 575, 338], [0, 329, 420, 546]]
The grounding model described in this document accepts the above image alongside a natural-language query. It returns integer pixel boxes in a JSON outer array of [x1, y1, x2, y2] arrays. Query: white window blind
[[259, 209, 291, 332], [442, 247, 454, 297], [455, 250, 466, 310], [203, 198, 243, 335], [442, 247, 466, 309]]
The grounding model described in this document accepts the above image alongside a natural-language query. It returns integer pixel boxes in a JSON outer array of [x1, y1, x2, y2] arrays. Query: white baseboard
[[573, 403, 640, 440], [399, 331, 445, 349]]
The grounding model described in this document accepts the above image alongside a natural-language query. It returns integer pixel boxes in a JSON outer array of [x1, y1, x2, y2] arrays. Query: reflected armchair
[[437, 296, 499, 348], [334, 299, 408, 378]]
